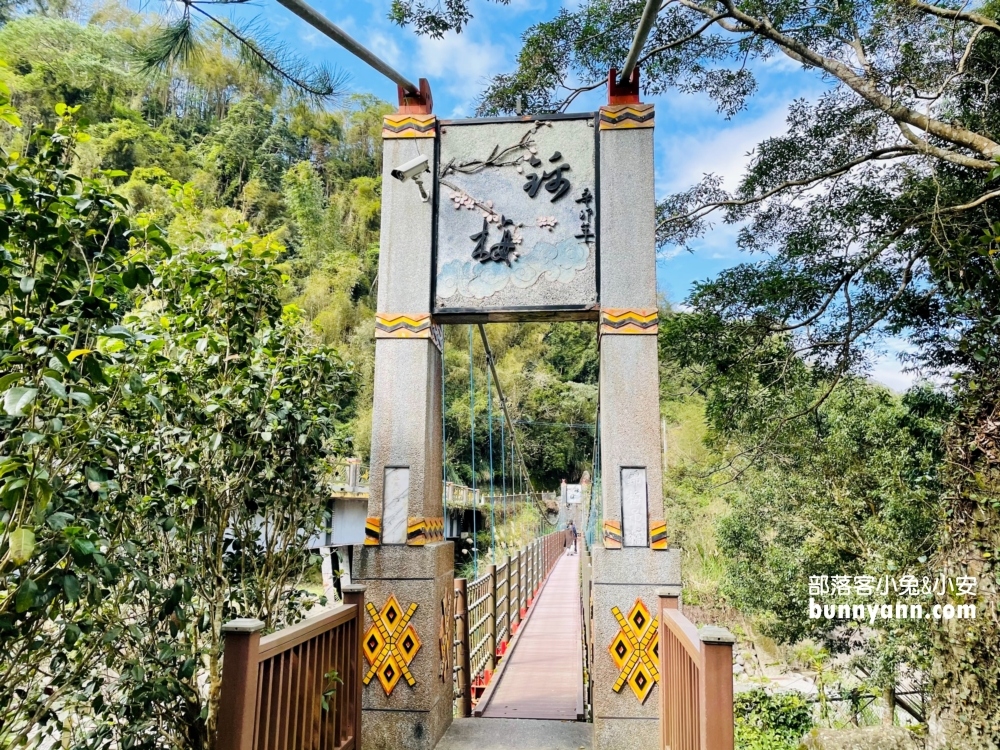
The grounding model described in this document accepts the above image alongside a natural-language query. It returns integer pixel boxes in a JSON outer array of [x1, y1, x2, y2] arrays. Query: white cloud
[[656, 100, 792, 194], [416, 31, 511, 116], [366, 30, 402, 68], [868, 356, 921, 393]]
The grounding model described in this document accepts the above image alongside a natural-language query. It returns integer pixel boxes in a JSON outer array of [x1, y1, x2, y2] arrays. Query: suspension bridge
[[214, 0, 738, 748]]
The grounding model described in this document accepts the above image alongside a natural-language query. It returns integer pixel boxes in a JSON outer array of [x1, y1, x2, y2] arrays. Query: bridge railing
[[217, 586, 366, 750], [453, 530, 567, 715], [658, 592, 735, 750]]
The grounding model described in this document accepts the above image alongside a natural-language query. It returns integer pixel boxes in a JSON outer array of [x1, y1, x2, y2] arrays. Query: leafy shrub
[[736, 689, 814, 750]]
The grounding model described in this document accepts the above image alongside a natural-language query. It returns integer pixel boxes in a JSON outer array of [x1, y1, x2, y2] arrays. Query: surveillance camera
[[391, 154, 429, 183]]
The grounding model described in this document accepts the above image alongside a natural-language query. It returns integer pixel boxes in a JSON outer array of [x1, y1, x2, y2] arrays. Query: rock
[[737, 654, 746, 666], [733, 663, 744, 675], [799, 727, 923, 750]]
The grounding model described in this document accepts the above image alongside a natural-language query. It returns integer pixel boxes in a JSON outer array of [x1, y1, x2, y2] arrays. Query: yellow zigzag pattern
[[600, 308, 659, 335], [382, 114, 436, 139], [599, 104, 655, 130]]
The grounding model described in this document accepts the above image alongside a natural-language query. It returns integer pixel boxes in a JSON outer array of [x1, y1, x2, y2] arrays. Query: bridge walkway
[[483, 550, 585, 718]]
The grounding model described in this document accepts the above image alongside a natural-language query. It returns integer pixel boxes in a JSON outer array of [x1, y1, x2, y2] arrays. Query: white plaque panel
[[382, 467, 409, 545], [434, 115, 598, 318], [621, 467, 648, 547], [566, 484, 582, 504]]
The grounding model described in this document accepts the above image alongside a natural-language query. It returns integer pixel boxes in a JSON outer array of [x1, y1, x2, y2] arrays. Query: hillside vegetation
[[0, 6, 975, 748]]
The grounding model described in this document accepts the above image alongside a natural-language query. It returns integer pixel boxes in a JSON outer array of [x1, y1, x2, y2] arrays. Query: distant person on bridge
[[567, 521, 577, 555]]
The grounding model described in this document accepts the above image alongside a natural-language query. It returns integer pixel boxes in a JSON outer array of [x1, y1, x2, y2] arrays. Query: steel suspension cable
[[500, 406, 506, 546], [468, 325, 477, 578], [476, 325, 548, 522], [619, 0, 661, 85], [487, 364, 496, 556], [442, 333, 447, 525], [274, 0, 420, 93]]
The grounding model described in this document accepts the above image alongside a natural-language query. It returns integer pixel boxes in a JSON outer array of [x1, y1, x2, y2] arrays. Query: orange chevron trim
[[650, 520, 669, 550], [365, 517, 381, 546], [382, 114, 437, 139], [600, 308, 659, 335], [406, 516, 444, 546], [603, 520, 623, 549], [599, 104, 655, 130], [375, 313, 443, 352]]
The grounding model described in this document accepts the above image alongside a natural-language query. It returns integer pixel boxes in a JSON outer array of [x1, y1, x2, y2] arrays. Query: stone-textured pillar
[[592, 69, 682, 750], [355, 81, 455, 750]]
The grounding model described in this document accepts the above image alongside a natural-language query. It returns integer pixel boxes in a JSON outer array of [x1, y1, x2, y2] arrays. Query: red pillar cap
[[607, 67, 640, 105], [397, 78, 433, 114]]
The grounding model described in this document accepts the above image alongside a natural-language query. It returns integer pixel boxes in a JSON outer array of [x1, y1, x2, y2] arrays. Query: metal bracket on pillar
[[607, 67, 640, 105], [383, 79, 436, 139], [397, 78, 433, 114], [600, 69, 654, 130]]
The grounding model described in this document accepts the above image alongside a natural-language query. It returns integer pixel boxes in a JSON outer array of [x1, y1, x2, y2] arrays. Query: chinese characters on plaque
[[435, 116, 598, 316]]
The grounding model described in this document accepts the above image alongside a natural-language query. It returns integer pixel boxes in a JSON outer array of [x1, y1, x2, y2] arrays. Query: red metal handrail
[[453, 530, 567, 715]]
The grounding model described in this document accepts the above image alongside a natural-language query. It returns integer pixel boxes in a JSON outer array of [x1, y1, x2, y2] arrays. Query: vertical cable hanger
[[468, 325, 477, 578], [487, 363, 496, 557]]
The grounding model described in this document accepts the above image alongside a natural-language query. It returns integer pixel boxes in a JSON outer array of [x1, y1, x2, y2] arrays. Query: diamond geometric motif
[[608, 597, 660, 704], [363, 595, 421, 696], [610, 631, 634, 672], [629, 659, 655, 703], [399, 624, 421, 661], [363, 624, 385, 665]]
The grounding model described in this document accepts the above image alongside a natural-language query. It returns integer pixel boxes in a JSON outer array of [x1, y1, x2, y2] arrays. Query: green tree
[[86, 226, 354, 750], [0, 102, 159, 743]]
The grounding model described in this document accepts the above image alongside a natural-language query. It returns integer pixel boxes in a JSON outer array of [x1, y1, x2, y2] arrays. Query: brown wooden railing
[[217, 585, 365, 750], [453, 531, 566, 715], [658, 592, 735, 750]]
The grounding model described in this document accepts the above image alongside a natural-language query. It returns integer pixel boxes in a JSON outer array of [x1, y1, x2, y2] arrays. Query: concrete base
[[353, 542, 455, 750], [591, 546, 681, 749], [436, 719, 592, 750]]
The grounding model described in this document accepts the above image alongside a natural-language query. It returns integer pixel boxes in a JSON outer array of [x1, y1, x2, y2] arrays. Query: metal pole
[[455, 578, 472, 717], [619, 0, 660, 85], [487, 364, 496, 555], [274, 0, 420, 94]]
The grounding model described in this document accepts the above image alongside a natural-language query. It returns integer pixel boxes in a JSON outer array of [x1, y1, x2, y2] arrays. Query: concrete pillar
[[354, 81, 455, 750], [592, 69, 682, 750]]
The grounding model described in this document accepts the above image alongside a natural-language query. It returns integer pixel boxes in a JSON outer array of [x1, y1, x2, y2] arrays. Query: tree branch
[[709, 0, 1000, 160], [904, 0, 1000, 36]]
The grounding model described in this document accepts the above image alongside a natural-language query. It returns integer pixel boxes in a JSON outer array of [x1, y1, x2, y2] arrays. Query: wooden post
[[455, 578, 472, 717], [512, 552, 521, 626], [486, 563, 497, 671], [658, 587, 680, 612], [342, 584, 366, 746], [506, 555, 515, 635], [217, 618, 264, 750], [657, 587, 681, 750], [699, 626, 736, 750]]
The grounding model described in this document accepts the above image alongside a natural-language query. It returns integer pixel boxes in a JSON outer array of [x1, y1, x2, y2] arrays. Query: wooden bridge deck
[[477, 551, 584, 721]]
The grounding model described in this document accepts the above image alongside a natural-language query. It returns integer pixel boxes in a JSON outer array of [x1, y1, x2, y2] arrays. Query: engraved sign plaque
[[434, 115, 598, 320]]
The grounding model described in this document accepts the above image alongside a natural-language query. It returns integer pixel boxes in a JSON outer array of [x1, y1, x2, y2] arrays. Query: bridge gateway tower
[[359, 74, 680, 750]]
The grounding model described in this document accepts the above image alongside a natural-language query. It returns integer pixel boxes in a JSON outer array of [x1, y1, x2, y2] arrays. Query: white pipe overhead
[[275, 0, 420, 94], [619, 0, 661, 85]]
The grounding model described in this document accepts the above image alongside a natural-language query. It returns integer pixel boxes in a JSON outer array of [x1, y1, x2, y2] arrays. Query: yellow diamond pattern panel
[[628, 658, 656, 704], [610, 630, 635, 672], [377, 652, 403, 696], [363, 597, 421, 696], [608, 598, 660, 704], [363, 623, 385, 665]]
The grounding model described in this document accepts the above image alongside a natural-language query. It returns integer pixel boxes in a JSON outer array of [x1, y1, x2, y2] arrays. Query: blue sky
[[241, 0, 914, 390]]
